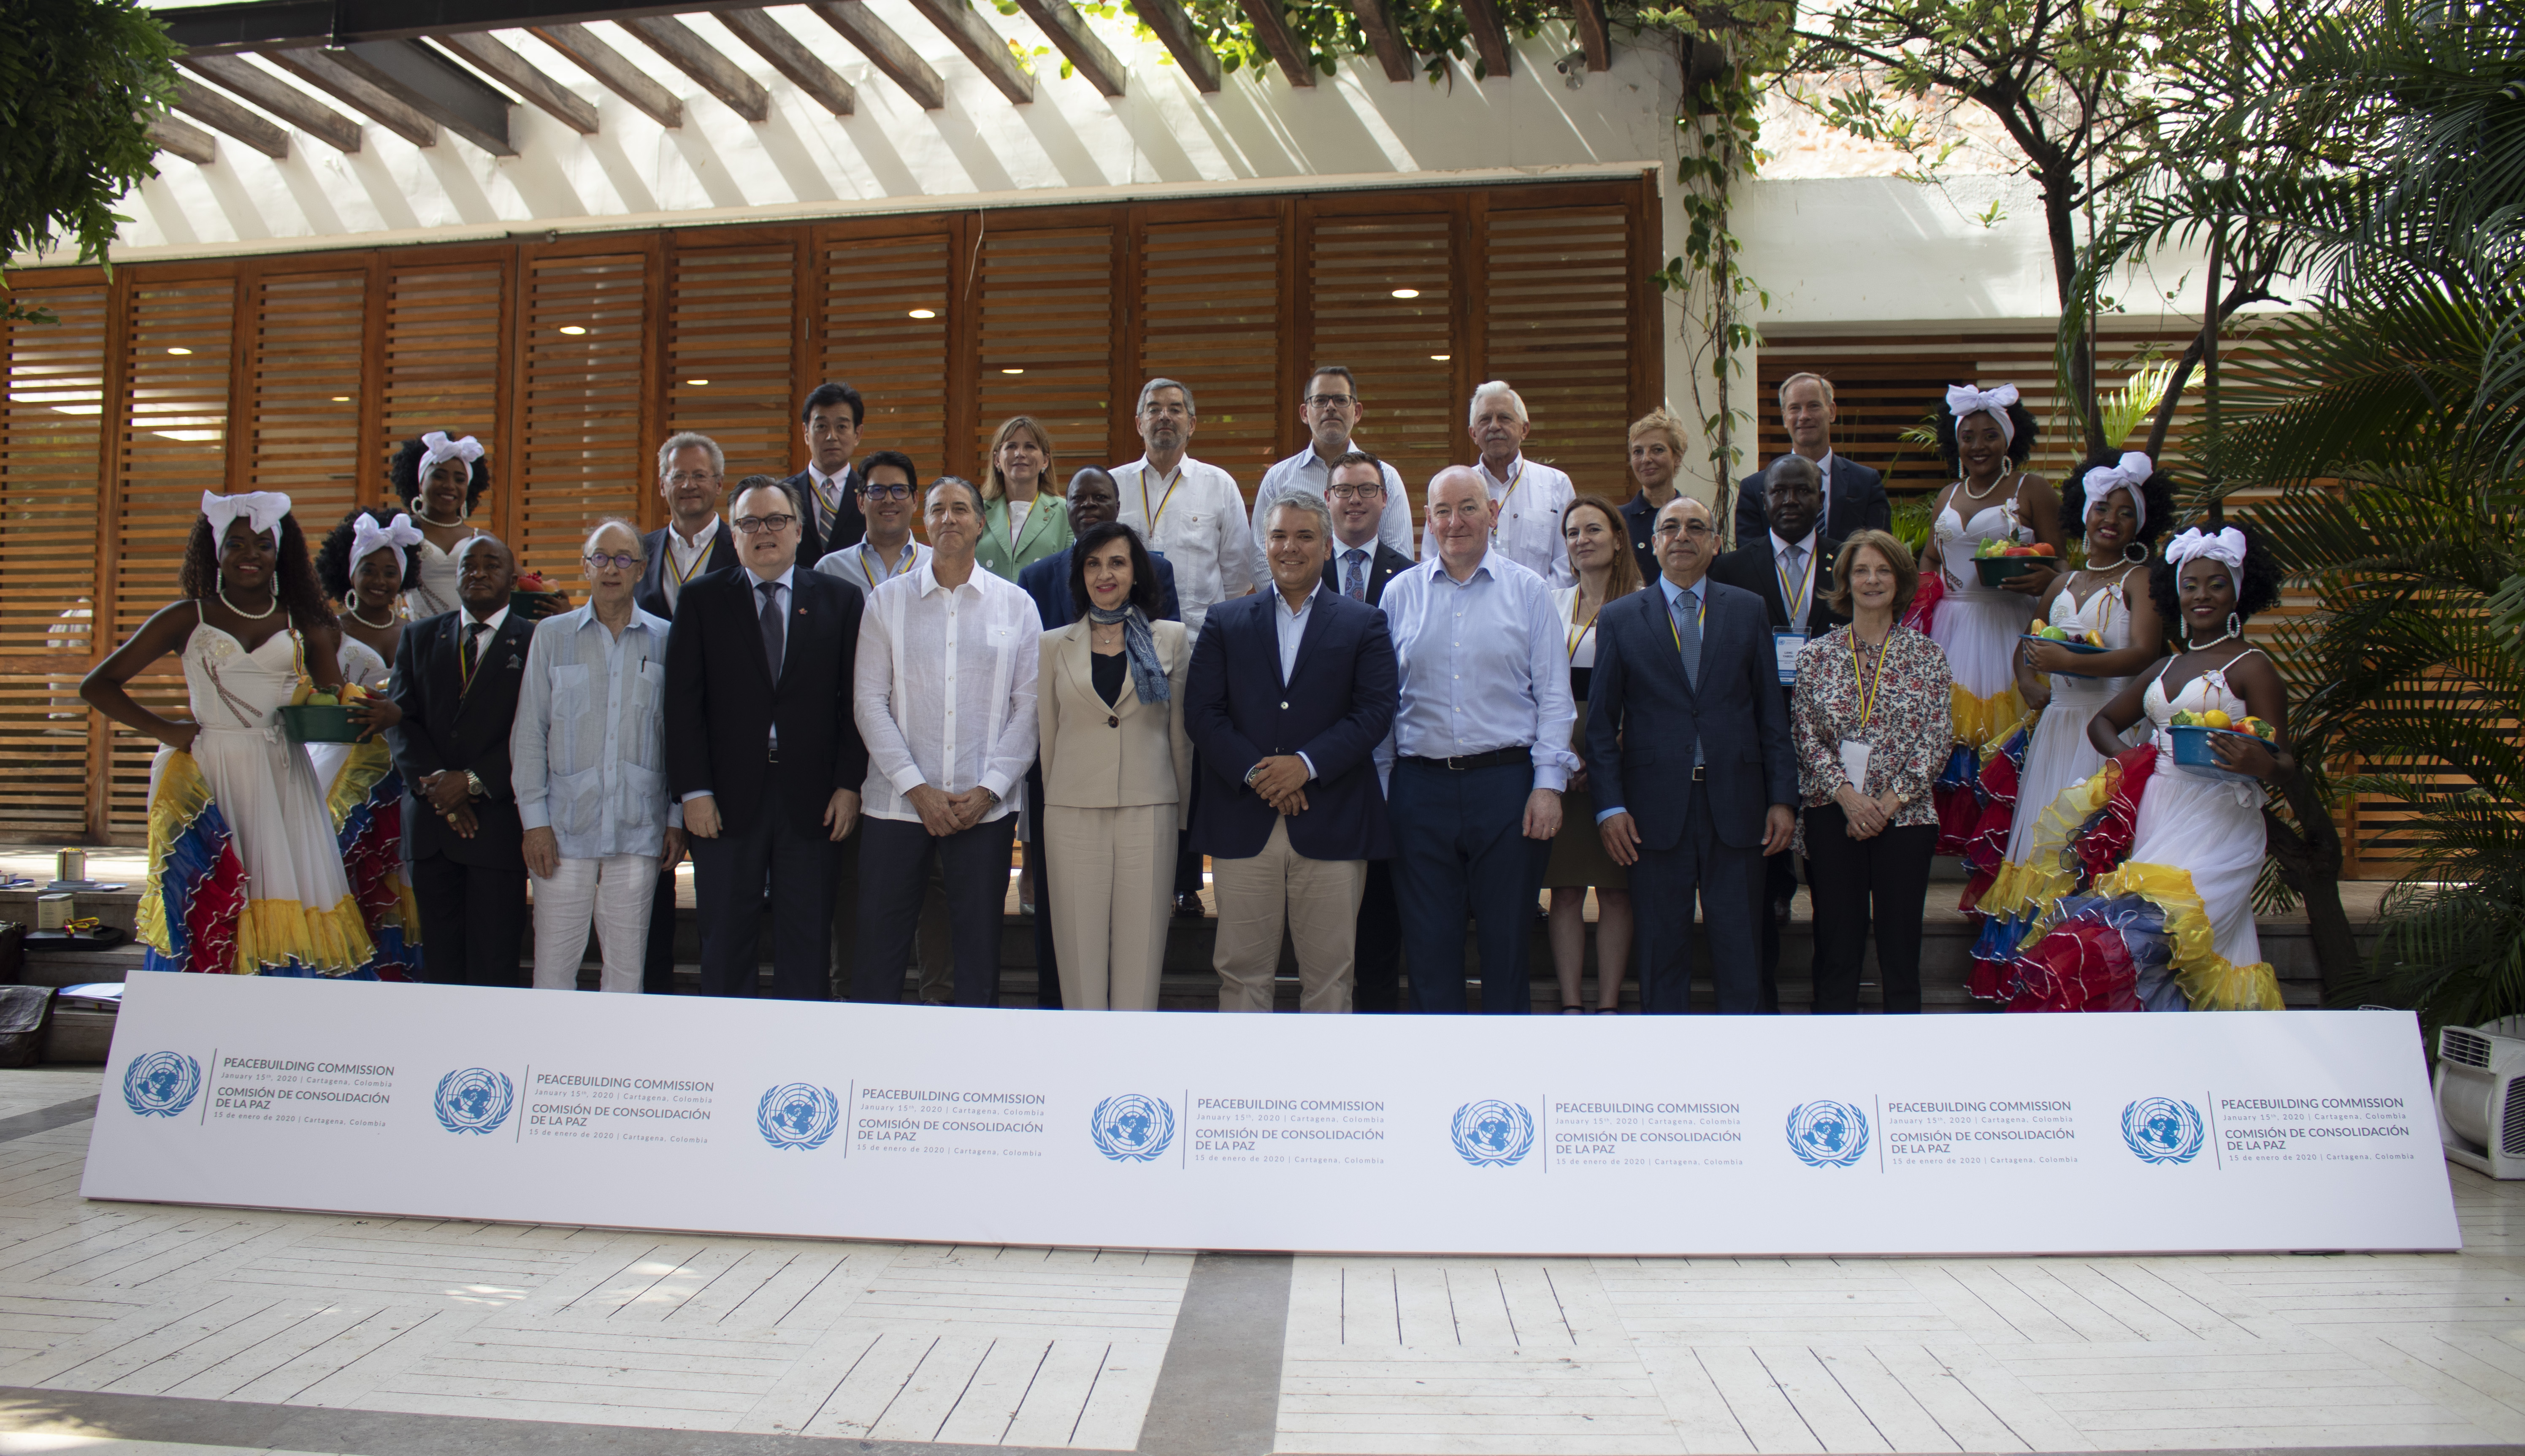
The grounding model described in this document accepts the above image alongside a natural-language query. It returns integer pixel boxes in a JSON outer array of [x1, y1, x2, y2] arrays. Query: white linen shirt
[[1111, 454, 1254, 633], [1421, 454, 1575, 587], [1374, 551, 1577, 793], [1251, 443, 1413, 585], [511, 604, 681, 860], [853, 561, 1040, 825]]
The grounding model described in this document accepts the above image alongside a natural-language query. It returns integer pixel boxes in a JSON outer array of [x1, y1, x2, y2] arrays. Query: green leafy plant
[[0, 0, 181, 324]]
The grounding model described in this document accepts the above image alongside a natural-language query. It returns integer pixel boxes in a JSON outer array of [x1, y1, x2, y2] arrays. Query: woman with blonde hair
[[1548, 495, 1643, 1011], [1618, 411, 1688, 587], [975, 414, 1074, 579]]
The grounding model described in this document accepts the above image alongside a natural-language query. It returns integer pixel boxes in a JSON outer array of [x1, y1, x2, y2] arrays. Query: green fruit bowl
[[510, 588, 570, 620], [1975, 555, 2049, 587], [275, 703, 367, 744]]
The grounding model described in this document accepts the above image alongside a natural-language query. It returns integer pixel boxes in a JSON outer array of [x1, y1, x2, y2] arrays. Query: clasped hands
[[417, 769, 479, 838], [901, 782, 991, 837], [1248, 755, 1310, 815], [1834, 784, 1904, 841]]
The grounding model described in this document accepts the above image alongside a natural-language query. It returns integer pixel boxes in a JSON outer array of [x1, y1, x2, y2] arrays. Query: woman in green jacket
[[974, 414, 1074, 579]]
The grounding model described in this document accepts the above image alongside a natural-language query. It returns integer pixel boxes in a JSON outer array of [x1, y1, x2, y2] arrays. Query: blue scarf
[[1086, 604, 1168, 704]]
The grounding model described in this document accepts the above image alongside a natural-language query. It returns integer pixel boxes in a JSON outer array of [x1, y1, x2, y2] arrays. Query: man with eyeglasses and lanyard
[[1112, 378, 1250, 636], [1249, 365, 1414, 587], [786, 381, 869, 568], [813, 450, 930, 591]]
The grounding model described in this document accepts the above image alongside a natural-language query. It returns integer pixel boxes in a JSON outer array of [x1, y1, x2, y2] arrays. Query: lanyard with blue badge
[[1772, 542, 1817, 685]]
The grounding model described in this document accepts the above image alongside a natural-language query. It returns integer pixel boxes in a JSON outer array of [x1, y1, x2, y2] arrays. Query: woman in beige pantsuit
[[1037, 520, 1193, 1009]]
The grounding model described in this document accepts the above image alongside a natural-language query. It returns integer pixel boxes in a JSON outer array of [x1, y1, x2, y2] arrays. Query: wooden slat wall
[[0, 176, 1662, 844]]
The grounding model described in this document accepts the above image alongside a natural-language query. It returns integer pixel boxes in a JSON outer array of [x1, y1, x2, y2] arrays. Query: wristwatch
[[1244, 762, 1267, 788], [464, 770, 486, 798], [979, 785, 1001, 807]]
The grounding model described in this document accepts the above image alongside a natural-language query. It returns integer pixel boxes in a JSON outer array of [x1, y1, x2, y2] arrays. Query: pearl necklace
[[1959, 470, 2006, 501], [2185, 626, 2241, 653], [217, 582, 278, 621], [412, 504, 469, 529], [346, 601, 400, 630]]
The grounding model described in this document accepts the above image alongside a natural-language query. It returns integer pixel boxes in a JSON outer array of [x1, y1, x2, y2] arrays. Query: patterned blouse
[[1789, 623, 1954, 825]]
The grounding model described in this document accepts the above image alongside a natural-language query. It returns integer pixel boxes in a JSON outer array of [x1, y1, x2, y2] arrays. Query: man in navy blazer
[[1017, 468, 1180, 628], [1733, 373, 1891, 546], [1587, 495, 1798, 1013], [1186, 491, 1398, 1012]]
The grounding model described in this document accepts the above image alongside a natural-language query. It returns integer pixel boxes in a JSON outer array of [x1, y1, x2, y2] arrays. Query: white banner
[[83, 975, 2460, 1256]]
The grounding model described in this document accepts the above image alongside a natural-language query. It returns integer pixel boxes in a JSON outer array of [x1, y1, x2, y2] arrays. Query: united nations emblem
[[757, 1083, 841, 1150], [433, 1068, 514, 1135], [2122, 1097, 2206, 1164], [1784, 1100, 1870, 1167], [1089, 1093, 1175, 1162], [122, 1051, 202, 1118], [1450, 1100, 1535, 1167]]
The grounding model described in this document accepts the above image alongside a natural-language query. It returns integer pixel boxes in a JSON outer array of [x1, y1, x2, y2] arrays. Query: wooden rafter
[[1235, 0, 1316, 87], [260, 47, 439, 147], [176, 53, 364, 152], [146, 113, 217, 164], [1122, 0, 1220, 91], [903, 0, 1037, 104], [620, 15, 772, 122], [171, 78, 290, 158], [718, 9, 856, 117], [529, 22, 685, 127], [1012, 0, 1128, 97], [804, 2, 948, 109], [1570, 0, 1610, 71], [330, 38, 516, 154], [1342, 0, 1413, 81], [1457, 0, 1513, 76], [433, 30, 601, 132]]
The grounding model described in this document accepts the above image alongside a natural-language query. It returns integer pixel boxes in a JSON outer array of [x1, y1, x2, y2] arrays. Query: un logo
[[433, 1069, 514, 1135], [2122, 1097, 2206, 1164], [757, 1084, 840, 1151], [1089, 1094, 1175, 1162], [1785, 1100, 1870, 1167], [122, 1052, 202, 1118], [1450, 1100, 1535, 1167]]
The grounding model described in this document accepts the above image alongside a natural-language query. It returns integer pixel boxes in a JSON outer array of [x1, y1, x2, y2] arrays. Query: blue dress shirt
[[511, 603, 681, 860], [1374, 551, 1576, 791]]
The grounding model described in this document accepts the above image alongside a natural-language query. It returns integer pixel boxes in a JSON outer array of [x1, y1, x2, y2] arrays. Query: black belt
[[1399, 747, 1529, 772]]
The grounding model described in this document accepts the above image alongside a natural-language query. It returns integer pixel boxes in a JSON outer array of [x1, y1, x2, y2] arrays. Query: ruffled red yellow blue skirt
[[324, 739, 421, 981], [138, 752, 379, 977]]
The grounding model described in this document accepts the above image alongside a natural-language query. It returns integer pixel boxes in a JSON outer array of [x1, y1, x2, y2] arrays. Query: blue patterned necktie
[[1342, 548, 1367, 601], [1671, 586, 1702, 684]]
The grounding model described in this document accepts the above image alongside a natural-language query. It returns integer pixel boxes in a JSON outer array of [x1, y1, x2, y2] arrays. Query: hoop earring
[[2123, 542, 2149, 565], [2226, 612, 2241, 639], [2179, 618, 2192, 645]]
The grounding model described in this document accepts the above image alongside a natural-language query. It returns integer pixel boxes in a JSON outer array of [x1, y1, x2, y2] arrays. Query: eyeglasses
[[1654, 520, 1716, 539], [1327, 484, 1385, 501], [732, 514, 797, 535], [858, 483, 914, 501], [1305, 394, 1359, 409], [664, 471, 720, 487], [584, 552, 642, 571]]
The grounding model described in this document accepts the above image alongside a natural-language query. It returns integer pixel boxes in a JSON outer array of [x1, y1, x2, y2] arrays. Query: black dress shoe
[[1175, 893, 1206, 917]]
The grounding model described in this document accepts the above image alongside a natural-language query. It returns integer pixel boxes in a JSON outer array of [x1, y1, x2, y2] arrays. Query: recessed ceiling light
[[331, 395, 349, 402], [908, 308, 936, 319], [558, 325, 587, 336], [1431, 353, 1451, 362], [166, 346, 192, 356], [687, 379, 709, 386], [1391, 288, 1420, 299], [1000, 367, 1023, 374]]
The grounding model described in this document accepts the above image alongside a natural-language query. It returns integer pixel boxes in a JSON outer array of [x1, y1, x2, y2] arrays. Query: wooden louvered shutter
[[977, 227, 1115, 481], [1307, 215, 1457, 527], [0, 286, 109, 838], [1139, 213, 1282, 492], [820, 230, 954, 482], [514, 252, 650, 580], [669, 238, 796, 482], [242, 270, 367, 536], [381, 259, 506, 504], [1486, 206, 1632, 502]]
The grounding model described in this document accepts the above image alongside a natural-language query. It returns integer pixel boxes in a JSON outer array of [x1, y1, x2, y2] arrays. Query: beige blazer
[[1037, 619, 1193, 830]]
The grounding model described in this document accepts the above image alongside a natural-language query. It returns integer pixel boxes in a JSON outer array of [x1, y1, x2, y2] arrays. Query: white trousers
[[532, 854, 658, 992]]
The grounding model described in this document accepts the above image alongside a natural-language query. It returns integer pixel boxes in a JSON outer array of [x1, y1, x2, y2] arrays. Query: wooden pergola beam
[[804, 1, 947, 109], [902, 0, 1036, 104], [328, 38, 516, 154], [171, 78, 290, 158], [718, 9, 855, 117], [260, 47, 440, 147], [1570, 0, 1610, 70], [146, 113, 218, 164], [433, 30, 601, 133], [1012, 0, 1127, 96], [1235, 0, 1316, 87], [177, 53, 364, 152], [1458, 0, 1512, 76], [1341, 0, 1413, 81], [620, 15, 771, 122], [529, 22, 684, 127], [1123, 0, 1220, 91]]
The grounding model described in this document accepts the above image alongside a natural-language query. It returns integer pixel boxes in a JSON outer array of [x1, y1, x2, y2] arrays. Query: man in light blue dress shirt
[[1375, 468, 1575, 1013], [513, 520, 682, 993]]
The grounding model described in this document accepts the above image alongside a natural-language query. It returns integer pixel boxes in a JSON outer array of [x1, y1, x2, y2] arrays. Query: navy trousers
[[1629, 781, 1767, 1014], [1391, 758, 1546, 1014], [1352, 859, 1404, 1012], [411, 855, 528, 988], [690, 812, 833, 1000], [850, 815, 1015, 1007]]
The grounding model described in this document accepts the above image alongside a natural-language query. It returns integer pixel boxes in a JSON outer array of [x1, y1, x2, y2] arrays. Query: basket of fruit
[[2166, 710, 2276, 784], [2018, 623, 2110, 676], [1973, 539, 2056, 586], [275, 690, 365, 744], [509, 571, 569, 621]]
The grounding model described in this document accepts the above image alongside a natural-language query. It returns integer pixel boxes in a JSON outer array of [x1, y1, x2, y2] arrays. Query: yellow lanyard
[[1849, 629, 1890, 729], [1776, 541, 1817, 623], [857, 541, 915, 589], [458, 620, 490, 695], [669, 525, 715, 588], [1664, 588, 1707, 653], [1490, 460, 1525, 538], [1566, 595, 1600, 661], [1140, 464, 1184, 532]]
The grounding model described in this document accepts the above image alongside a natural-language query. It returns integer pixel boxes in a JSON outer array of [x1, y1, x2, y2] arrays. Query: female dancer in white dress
[[2006, 524, 2289, 1012], [80, 492, 394, 977], [390, 431, 487, 621], [1965, 453, 2171, 987], [310, 507, 421, 784], [1917, 385, 2064, 849], [309, 507, 428, 977]]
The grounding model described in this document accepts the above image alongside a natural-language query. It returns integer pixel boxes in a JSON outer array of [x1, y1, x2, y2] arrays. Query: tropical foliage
[[0, 0, 181, 320]]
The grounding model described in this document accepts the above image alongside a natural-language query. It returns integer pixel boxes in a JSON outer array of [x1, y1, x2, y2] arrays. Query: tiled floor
[[5, 1064, 2525, 1454]]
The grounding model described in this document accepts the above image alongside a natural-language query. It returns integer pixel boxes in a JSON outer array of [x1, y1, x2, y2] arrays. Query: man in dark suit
[[633, 431, 743, 994], [1733, 373, 1891, 546], [786, 382, 867, 568], [1187, 490, 1398, 1012], [389, 534, 535, 988], [1709, 452, 1848, 1005], [1315, 450, 1413, 1010], [665, 475, 868, 999], [1588, 496, 1798, 1014]]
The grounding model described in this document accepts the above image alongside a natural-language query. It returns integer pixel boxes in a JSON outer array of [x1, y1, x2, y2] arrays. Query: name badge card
[[1773, 630, 1807, 685], [1840, 738, 1871, 792]]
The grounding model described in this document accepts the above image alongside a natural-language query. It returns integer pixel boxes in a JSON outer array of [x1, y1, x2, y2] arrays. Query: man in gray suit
[[1734, 373, 1891, 546]]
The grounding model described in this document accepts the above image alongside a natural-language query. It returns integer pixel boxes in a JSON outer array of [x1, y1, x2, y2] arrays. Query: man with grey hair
[[1113, 378, 1253, 636], [1734, 372, 1889, 545], [1419, 381, 1574, 586]]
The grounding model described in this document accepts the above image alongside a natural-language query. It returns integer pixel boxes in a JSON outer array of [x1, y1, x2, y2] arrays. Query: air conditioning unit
[[2436, 1018, 2525, 1178]]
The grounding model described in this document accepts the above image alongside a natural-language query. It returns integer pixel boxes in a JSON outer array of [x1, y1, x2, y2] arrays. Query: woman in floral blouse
[[1790, 529, 1955, 1013]]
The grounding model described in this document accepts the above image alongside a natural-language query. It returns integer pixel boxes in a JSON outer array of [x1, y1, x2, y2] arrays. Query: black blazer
[[1619, 492, 1663, 590], [1319, 541, 1413, 607], [635, 520, 742, 621], [1735, 455, 1890, 545], [1708, 532, 1850, 637], [1185, 588, 1398, 863], [663, 567, 868, 839], [1584, 579, 1797, 852], [387, 609, 536, 869], [785, 465, 865, 570]]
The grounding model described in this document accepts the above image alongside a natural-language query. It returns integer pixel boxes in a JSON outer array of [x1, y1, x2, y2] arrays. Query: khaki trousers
[[1045, 803, 1174, 1010], [1210, 818, 1365, 1012]]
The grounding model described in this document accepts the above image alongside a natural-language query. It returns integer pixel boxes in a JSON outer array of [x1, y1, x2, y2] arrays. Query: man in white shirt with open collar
[[1250, 364, 1413, 585], [1420, 381, 1574, 587], [1112, 377, 1253, 636]]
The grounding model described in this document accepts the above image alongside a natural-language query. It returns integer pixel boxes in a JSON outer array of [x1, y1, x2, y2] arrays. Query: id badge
[[1773, 629, 1807, 685], [1839, 739, 1872, 793]]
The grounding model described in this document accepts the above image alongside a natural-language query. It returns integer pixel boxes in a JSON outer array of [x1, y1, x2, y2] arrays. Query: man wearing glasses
[[1585, 496, 1798, 1015], [664, 476, 869, 1000], [812, 449, 930, 590], [1249, 365, 1414, 585], [1112, 378, 1250, 636]]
